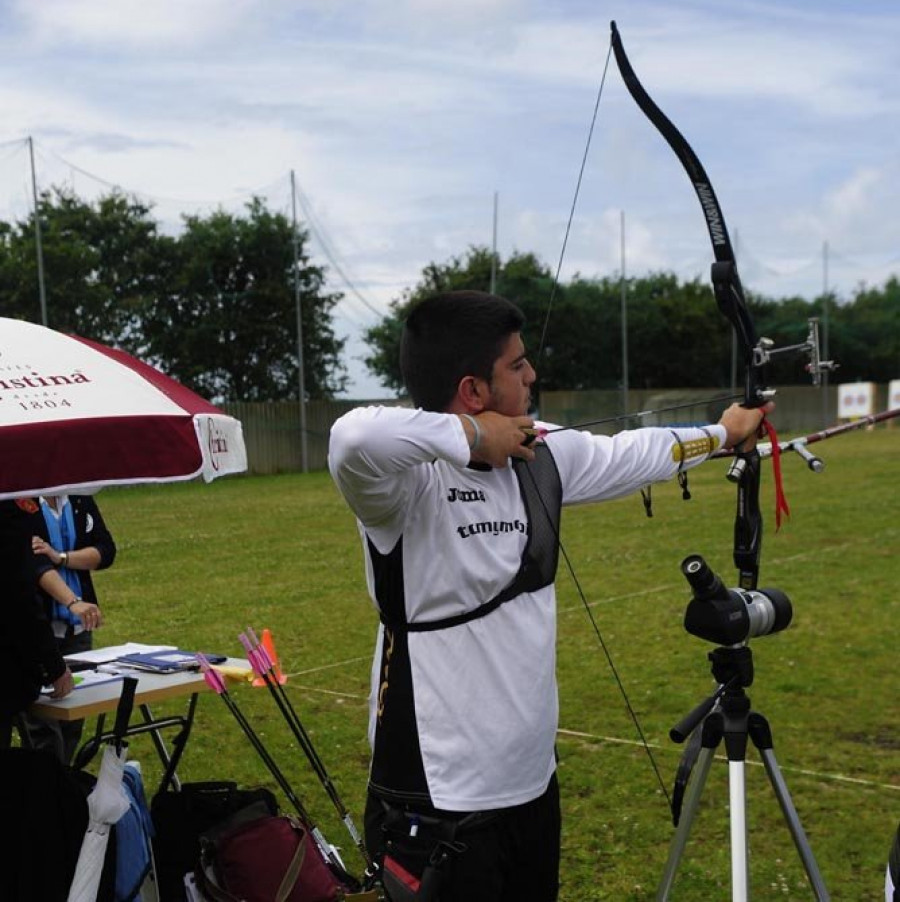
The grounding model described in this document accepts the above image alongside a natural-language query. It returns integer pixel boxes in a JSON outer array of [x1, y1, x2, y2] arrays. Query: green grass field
[[87, 427, 898, 900]]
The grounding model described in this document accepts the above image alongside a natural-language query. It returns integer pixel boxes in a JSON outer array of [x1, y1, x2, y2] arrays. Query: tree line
[[0, 188, 347, 401], [363, 247, 899, 395], [1, 190, 896, 401]]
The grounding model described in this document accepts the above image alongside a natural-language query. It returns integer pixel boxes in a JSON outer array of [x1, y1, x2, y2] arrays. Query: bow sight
[[749, 317, 837, 387]]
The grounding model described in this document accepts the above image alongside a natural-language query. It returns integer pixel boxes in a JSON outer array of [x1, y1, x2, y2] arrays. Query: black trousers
[[365, 772, 561, 902]]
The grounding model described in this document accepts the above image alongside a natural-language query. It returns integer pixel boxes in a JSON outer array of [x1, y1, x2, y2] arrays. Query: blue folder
[[116, 650, 227, 673]]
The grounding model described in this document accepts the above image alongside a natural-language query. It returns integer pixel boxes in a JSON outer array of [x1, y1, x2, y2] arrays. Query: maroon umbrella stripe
[[6, 416, 205, 498]]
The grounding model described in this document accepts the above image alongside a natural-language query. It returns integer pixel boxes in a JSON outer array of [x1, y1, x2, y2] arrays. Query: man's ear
[[457, 375, 487, 413]]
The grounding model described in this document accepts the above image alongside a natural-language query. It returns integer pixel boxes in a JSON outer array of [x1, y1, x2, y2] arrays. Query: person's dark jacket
[[32, 495, 116, 610], [0, 500, 66, 718]]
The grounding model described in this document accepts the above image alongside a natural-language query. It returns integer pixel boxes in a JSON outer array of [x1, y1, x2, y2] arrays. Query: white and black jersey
[[888, 821, 899, 901], [328, 406, 725, 813]]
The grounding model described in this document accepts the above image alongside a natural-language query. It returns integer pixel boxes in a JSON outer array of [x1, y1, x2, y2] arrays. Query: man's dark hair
[[400, 290, 525, 411]]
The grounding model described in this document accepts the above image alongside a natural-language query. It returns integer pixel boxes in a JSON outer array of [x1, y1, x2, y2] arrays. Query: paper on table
[[65, 643, 177, 665], [41, 669, 125, 694]]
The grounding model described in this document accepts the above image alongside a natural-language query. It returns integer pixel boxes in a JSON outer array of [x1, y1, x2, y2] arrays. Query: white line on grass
[[555, 542, 865, 615], [282, 655, 370, 677], [557, 584, 676, 614], [284, 682, 898, 792], [557, 727, 900, 792], [555, 539, 870, 615]]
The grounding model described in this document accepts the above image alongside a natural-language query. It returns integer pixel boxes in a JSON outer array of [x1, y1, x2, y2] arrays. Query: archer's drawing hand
[[719, 401, 775, 451], [469, 411, 537, 468]]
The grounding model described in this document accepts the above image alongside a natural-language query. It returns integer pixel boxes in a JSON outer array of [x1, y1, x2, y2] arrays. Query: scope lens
[[739, 588, 793, 639]]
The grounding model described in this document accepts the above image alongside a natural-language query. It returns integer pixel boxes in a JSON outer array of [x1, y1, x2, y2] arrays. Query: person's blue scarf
[[40, 497, 83, 627]]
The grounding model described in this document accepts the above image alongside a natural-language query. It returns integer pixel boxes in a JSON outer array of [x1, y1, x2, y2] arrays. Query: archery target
[[889, 380, 900, 411], [837, 382, 875, 418]]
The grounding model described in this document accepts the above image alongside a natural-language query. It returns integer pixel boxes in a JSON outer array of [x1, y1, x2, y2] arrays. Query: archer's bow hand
[[719, 401, 775, 451]]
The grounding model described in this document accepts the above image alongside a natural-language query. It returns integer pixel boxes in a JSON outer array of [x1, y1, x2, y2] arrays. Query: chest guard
[[381, 443, 562, 633]]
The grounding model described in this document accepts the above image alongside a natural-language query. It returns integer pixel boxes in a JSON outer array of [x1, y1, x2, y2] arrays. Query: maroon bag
[[197, 814, 344, 902]]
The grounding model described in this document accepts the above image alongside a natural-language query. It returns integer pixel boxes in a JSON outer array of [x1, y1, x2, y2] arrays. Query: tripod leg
[[657, 746, 716, 900], [757, 748, 830, 900], [750, 714, 830, 901], [728, 761, 750, 902]]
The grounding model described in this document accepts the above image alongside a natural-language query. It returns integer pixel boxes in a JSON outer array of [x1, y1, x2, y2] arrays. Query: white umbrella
[[66, 743, 131, 902], [0, 317, 246, 499], [66, 677, 139, 902]]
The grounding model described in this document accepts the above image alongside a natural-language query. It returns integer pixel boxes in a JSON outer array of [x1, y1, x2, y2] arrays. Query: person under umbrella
[[0, 499, 74, 748], [18, 493, 116, 764]]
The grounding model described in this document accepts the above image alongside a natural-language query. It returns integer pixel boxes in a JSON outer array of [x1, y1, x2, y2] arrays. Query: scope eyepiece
[[681, 554, 726, 601]]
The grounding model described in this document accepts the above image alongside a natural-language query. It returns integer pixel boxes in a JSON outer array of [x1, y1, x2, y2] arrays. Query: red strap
[[384, 855, 422, 891], [761, 418, 790, 530]]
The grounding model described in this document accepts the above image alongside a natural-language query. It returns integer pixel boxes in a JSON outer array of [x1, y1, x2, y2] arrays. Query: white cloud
[[0, 0, 898, 394], [12, 0, 261, 49]]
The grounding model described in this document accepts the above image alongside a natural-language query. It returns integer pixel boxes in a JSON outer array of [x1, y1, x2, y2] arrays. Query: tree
[[0, 187, 164, 348], [362, 251, 736, 393], [363, 246, 555, 393], [142, 198, 346, 402]]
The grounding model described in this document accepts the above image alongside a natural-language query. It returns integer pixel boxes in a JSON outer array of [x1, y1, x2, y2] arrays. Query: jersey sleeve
[[545, 423, 727, 504], [328, 406, 470, 534]]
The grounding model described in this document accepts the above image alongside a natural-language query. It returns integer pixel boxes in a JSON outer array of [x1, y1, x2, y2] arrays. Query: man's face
[[486, 332, 536, 417]]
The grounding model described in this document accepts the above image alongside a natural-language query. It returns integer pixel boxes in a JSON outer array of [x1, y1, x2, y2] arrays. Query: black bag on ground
[[150, 780, 278, 901]]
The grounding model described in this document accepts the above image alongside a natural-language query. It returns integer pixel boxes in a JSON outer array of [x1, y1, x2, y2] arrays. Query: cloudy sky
[[1, 0, 897, 396]]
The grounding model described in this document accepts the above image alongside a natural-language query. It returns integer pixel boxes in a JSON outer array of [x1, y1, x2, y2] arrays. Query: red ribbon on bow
[[761, 418, 790, 530]]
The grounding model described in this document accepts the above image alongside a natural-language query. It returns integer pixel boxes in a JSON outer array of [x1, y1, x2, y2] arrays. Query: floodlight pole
[[291, 170, 309, 474], [490, 190, 499, 294], [28, 136, 49, 327], [620, 210, 629, 417], [821, 241, 830, 427]]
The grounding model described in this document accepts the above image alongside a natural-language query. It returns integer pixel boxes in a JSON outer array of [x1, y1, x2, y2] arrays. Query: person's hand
[[718, 401, 775, 450], [31, 535, 64, 565], [48, 667, 75, 699], [70, 600, 103, 631], [467, 411, 537, 468]]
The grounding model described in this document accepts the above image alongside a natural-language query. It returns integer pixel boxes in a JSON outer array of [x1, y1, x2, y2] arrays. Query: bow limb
[[609, 21, 767, 408], [609, 21, 766, 588]]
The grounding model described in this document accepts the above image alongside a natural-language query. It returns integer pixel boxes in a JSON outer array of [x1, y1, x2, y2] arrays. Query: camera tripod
[[657, 645, 830, 901]]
